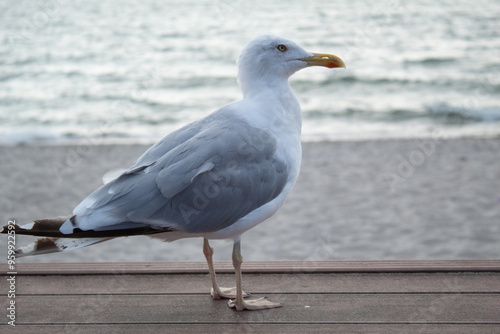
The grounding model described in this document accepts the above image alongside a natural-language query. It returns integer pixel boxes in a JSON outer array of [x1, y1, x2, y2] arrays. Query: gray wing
[[64, 112, 288, 235], [128, 114, 208, 170]]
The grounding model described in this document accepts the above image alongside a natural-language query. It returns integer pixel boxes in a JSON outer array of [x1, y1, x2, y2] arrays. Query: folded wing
[[60, 111, 288, 236]]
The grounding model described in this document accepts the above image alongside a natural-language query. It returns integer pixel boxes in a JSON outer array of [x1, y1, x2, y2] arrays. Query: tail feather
[[15, 237, 110, 257], [1, 216, 175, 258], [2, 216, 174, 238], [10, 216, 73, 237]]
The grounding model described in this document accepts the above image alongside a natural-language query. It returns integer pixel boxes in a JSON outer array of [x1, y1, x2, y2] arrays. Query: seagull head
[[237, 35, 345, 97]]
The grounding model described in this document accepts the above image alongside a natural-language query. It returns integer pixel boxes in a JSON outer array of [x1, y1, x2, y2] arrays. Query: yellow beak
[[299, 52, 346, 69]]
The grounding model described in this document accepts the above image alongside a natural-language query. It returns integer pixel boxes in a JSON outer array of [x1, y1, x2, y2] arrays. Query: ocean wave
[[426, 104, 500, 123], [295, 74, 445, 88], [304, 104, 500, 125], [404, 57, 457, 66], [305, 107, 421, 122], [159, 76, 235, 89], [0, 72, 23, 82], [294, 73, 500, 98]]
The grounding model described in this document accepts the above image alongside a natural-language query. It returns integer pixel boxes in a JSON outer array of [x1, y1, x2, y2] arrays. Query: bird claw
[[228, 296, 283, 311], [211, 287, 250, 300]]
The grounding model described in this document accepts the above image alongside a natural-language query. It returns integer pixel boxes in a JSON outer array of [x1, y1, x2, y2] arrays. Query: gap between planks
[[3, 260, 500, 275]]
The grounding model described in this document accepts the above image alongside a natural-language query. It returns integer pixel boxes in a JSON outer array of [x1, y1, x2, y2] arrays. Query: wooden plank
[[4, 272, 500, 295], [4, 294, 499, 324], [4, 260, 500, 275], [2, 323, 500, 334], [2, 261, 498, 333]]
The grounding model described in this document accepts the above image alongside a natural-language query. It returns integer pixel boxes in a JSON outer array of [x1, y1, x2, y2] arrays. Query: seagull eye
[[277, 44, 287, 52]]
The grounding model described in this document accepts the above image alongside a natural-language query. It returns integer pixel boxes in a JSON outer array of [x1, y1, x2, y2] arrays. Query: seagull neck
[[238, 77, 302, 137], [239, 75, 292, 99]]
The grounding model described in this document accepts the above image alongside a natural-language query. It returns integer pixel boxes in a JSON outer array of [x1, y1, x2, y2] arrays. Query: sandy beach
[[1, 137, 499, 263]]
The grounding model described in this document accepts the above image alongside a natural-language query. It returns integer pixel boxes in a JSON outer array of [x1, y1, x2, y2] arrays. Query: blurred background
[[1, 0, 499, 263]]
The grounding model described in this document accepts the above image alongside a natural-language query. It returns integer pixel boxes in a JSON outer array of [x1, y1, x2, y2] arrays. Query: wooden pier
[[2, 260, 500, 333]]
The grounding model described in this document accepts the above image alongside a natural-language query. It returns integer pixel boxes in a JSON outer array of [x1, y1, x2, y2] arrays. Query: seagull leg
[[203, 238, 249, 300], [228, 240, 283, 311]]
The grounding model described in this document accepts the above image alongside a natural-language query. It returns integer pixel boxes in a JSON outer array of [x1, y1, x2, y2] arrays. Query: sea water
[[1, 0, 500, 144]]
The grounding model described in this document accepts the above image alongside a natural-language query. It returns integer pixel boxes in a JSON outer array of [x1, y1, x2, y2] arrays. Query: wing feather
[[61, 109, 288, 237]]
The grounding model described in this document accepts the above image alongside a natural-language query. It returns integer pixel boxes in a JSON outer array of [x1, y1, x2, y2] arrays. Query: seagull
[[2, 35, 344, 311]]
